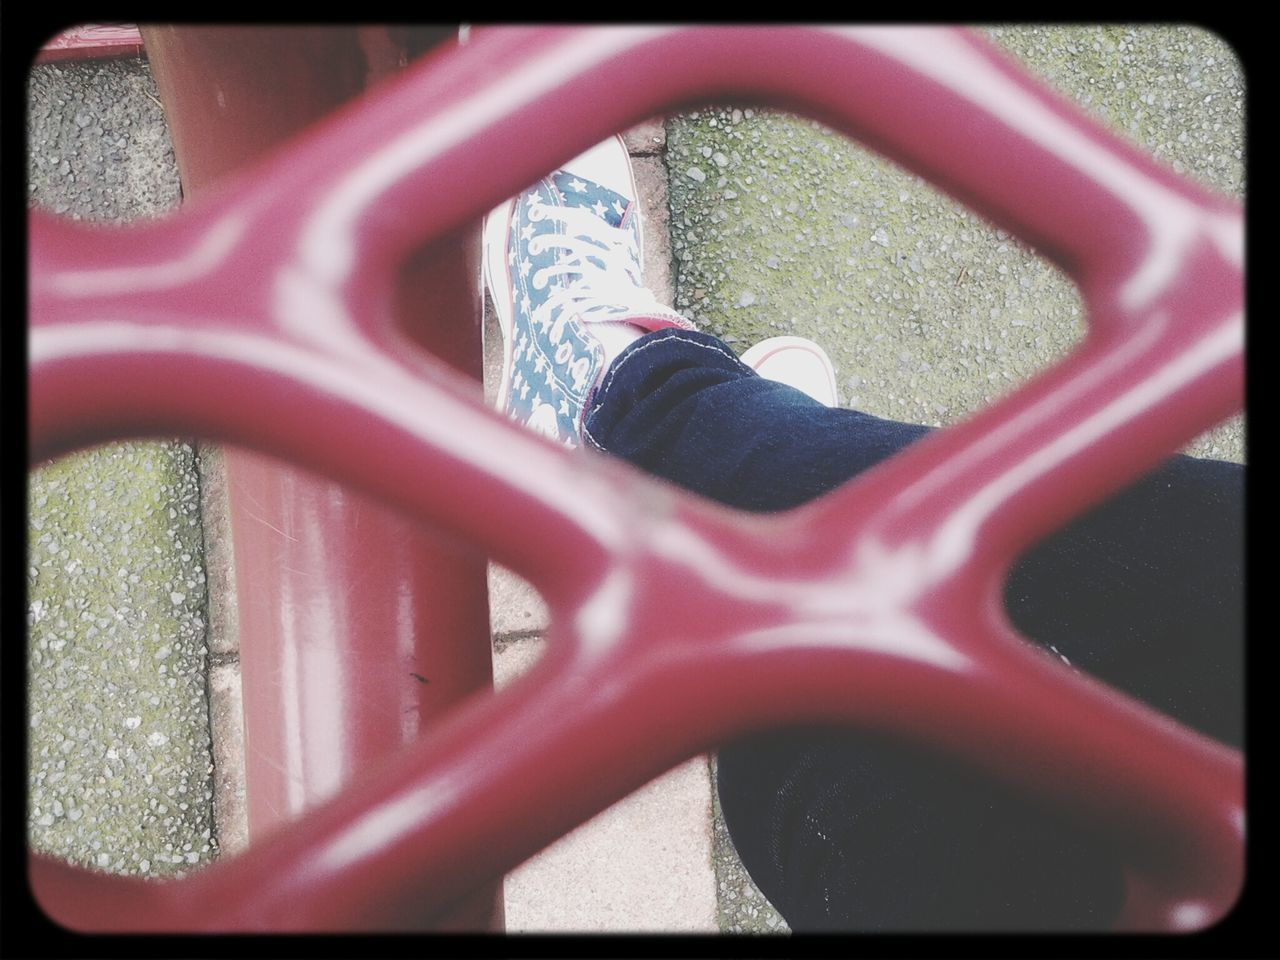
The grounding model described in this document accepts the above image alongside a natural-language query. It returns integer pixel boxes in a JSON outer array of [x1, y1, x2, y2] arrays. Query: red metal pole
[[138, 25, 502, 930]]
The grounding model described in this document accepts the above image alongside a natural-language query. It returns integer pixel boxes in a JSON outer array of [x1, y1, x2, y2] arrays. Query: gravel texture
[[667, 24, 1244, 459], [27, 57, 215, 881], [27, 59, 181, 221], [666, 24, 1245, 934]]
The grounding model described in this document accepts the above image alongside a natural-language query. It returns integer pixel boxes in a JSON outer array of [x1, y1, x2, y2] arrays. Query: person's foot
[[740, 336, 841, 407], [482, 135, 693, 447]]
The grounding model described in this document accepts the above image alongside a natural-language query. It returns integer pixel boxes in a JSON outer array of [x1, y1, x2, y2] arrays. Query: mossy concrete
[[666, 24, 1245, 933], [26, 58, 216, 883], [28, 443, 216, 877], [666, 24, 1244, 461]]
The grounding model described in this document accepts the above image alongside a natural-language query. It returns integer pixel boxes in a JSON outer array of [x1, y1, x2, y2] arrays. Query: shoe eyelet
[[527, 203, 546, 222], [532, 270, 548, 290]]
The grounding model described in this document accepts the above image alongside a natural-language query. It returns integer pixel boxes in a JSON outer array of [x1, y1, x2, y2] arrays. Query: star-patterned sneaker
[[483, 135, 694, 447], [740, 336, 841, 407]]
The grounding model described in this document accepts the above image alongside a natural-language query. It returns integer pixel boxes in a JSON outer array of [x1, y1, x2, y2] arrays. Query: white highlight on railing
[[30, 321, 631, 557], [314, 774, 461, 876], [272, 264, 388, 367], [43, 214, 247, 298], [646, 517, 971, 670], [926, 311, 1241, 578], [575, 567, 634, 659], [294, 28, 664, 287], [1169, 900, 1213, 931], [849, 26, 1222, 311]]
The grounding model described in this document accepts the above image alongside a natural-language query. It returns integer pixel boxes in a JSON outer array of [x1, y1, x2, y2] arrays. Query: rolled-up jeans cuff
[[583, 329, 749, 453]]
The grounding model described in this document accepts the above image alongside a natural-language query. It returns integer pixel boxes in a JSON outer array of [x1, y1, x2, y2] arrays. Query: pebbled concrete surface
[[26, 59, 180, 221], [667, 25, 1244, 459], [26, 58, 219, 883], [665, 23, 1245, 934]]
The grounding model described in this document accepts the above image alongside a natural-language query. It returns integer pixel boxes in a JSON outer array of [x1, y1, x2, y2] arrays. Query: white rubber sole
[[740, 335, 841, 407]]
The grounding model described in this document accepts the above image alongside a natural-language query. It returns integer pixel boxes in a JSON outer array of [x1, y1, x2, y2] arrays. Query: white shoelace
[[526, 201, 665, 324]]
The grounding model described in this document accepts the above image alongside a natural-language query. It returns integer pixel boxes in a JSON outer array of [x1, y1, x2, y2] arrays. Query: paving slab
[[494, 640, 718, 933], [488, 564, 551, 639], [206, 660, 249, 858]]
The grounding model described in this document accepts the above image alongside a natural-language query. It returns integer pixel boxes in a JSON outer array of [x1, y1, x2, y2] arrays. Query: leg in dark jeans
[[585, 329, 1244, 931]]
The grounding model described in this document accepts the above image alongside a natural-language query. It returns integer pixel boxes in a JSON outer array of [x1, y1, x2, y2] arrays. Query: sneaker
[[740, 336, 841, 407], [482, 135, 693, 447]]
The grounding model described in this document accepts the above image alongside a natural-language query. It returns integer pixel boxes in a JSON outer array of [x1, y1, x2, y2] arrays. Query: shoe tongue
[[551, 171, 630, 228]]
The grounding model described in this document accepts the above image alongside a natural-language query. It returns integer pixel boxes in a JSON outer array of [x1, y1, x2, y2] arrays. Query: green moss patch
[[28, 441, 216, 877]]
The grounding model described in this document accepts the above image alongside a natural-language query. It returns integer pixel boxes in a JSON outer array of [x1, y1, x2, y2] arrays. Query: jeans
[[584, 329, 1244, 931]]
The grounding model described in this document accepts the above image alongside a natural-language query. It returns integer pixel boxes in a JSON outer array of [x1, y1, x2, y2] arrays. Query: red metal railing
[[36, 24, 145, 63], [28, 26, 1243, 932]]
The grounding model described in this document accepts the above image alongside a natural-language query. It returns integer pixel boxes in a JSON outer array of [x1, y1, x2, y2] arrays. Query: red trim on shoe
[[616, 313, 697, 334]]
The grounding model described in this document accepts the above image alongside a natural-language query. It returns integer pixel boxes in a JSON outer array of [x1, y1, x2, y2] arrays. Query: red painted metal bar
[[28, 26, 1242, 932], [37, 24, 145, 63], [136, 26, 502, 931]]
